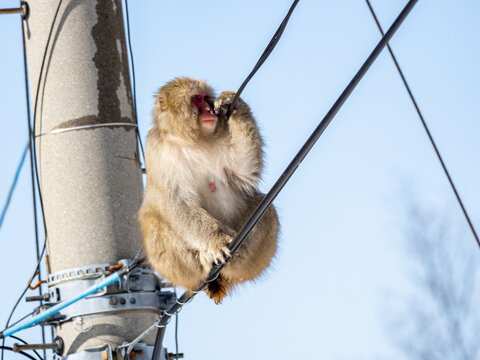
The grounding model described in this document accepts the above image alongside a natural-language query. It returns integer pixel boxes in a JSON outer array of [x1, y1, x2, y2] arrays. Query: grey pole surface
[[23, 0, 158, 356]]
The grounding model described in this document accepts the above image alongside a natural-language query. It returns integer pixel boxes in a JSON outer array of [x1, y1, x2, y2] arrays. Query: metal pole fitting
[[13, 337, 63, 355], [0, 1, 28, 18]]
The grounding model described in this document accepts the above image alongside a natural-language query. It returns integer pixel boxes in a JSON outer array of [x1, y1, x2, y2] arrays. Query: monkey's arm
[[154, 188, 234, 265], [215, 92, 263, 191]]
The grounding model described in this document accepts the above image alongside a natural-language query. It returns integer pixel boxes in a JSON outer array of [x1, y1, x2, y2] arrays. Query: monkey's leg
[[222, 194, 279, 285], [139, 207, 208, 290]]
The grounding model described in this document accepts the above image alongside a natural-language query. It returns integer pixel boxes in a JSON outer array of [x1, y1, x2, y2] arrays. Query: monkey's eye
[[191, 94, 203, 105], [204, 96, 214, 108]]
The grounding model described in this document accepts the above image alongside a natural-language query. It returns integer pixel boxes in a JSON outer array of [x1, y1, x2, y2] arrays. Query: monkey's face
[[190, 93, 217, 137], [154, 78, 226, 143]]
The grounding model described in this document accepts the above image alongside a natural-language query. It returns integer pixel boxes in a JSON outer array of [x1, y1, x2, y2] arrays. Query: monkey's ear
[[157, 94, 167, 112]]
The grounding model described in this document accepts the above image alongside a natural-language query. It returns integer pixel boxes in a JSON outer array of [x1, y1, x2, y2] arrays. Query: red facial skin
[[191, 94, 217, 131]]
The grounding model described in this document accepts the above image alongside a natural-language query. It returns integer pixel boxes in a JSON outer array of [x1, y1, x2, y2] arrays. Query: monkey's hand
[[214, 91, 250, 118], [202, 233, 233, 266], [215, 91, 263, 192]]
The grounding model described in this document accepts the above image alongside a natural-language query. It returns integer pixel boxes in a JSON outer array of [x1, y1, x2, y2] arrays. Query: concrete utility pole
[[23, 1, 173, 358]]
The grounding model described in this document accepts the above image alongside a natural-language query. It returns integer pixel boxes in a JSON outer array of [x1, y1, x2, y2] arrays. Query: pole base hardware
[[55, 343, 168, 360], [0, 1, 28, 18], [26, 293, 50, 302], [168, 353, 184, 359], [13, 336, 63, 355], [45, 260, 175, 324]]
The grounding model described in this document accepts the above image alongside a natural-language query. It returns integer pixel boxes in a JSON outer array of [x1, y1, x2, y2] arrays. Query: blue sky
[[1, 0, 479, 359]]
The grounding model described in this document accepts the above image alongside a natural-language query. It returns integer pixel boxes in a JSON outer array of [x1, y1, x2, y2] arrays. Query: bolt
[[168, 353, 184, 359], [130, 297, 136, 304], [109, 296, 118, 306], [119, 297, 126, 305]]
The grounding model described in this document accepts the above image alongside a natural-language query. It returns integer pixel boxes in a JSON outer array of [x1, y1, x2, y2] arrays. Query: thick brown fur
[[138, 77, 279, 303]]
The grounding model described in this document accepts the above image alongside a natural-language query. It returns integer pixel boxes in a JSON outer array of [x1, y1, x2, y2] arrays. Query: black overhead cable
[[225, 0, 300, 120], [124, 0, 146, 165], [365, 0, 480, 249], [150, 1, 419, 359]]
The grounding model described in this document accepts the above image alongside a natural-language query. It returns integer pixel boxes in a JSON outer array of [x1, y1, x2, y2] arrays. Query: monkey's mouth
[[200, 112, 217, 128], [201, 119, 216, 128]]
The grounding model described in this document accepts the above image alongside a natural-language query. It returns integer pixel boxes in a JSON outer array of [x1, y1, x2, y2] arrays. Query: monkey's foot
[[202, 234, 233, 266], [205, 276, 229, 304], [202, 244, 231, 266]]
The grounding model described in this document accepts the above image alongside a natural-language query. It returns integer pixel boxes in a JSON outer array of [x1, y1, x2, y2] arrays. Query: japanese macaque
[[138, 77, 278, 304]]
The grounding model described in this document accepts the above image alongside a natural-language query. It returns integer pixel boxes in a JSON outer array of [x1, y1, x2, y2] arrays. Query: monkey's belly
[[199, 184, 246, 226]]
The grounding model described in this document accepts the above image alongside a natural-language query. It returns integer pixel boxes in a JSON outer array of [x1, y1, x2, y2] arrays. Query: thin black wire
[[225, 0, 300, 120], [9, 336, 43, 360], [151, 1, 419, 357], [31, 0, 63, 242], [123, 0, 146, 165], [6, 311, 35, 332], [26, 0, 67, 350], [365, 0, 480, 249], [2, 5, 50, 360], [28, 0, 63, 276], [1, 245, 46, 360], [19, 4, 47, 358], [174, 313, 179, 360], [0, 346, 37, 360]]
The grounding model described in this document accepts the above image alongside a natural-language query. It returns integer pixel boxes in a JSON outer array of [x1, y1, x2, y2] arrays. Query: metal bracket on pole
[[0, 1, 28, 18], [42, 260, 176, 325], [58, 344, 114, 360], [54, 343, 167, 360]]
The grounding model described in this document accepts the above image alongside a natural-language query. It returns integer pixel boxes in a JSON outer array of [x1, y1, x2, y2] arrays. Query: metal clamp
[[36, 122, 138, 137], [45, 260, 176, 324], [47, 261, 128, 286], [47, 291, 175, 323], [55, 343, 168, 360], [56, 344, 113, 360]]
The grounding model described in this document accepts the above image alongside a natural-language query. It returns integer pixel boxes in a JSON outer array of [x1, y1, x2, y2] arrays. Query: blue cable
[[0, 143, 29, 230], [0, 272, 122, 338], [0, 257, 146, 339]]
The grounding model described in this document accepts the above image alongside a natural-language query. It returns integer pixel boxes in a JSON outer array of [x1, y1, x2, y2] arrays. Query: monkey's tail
[[205, 275, 230, 304]]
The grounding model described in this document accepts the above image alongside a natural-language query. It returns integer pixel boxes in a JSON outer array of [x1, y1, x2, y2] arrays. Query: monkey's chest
[[198, 174, 244, 225]]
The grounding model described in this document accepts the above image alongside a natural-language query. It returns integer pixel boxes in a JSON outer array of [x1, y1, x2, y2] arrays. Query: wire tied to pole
[[120, 319, 165, 360], [26, 271, 46, 290]]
